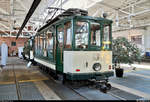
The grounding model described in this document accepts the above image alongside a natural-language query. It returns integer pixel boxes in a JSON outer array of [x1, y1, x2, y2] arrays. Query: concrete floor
[[110, 65, 150, 100], [0, 57, 150, 100], [0, 57, 60, 100]]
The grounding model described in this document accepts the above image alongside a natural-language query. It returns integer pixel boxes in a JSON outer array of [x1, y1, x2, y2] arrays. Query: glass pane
[[57, 27, 63, 43], [64, 21, 72, 48], [90, 22, 101, 46], [35, 36, 38, 51], [46, 29, 53, 59], [75, 21, 88, 49], [43, 32, 47, 57], [103, 25, 110, 49], [39, 34, 43, 53], [30, 39, 32, 46], [104, 26, 110, 42]]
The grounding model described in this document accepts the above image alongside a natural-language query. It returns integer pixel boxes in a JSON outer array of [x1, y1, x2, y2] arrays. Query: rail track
[[12, 64, 22, 100], [39, 66, 128, 100]]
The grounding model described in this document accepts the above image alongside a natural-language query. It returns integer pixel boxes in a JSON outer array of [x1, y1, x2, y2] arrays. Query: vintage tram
[[22, 36, 34, 62], [23, 9, 114, 92]]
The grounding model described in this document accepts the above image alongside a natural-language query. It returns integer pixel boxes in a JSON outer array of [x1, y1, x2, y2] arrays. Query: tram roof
[[37, 12, 112, 33]]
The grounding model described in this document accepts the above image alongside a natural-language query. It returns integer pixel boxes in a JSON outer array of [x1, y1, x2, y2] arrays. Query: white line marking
[[121, 64, 150, 70], [127, 72, 150, 79], [108, 92, 126, 100], [110, 82, 150, 99]]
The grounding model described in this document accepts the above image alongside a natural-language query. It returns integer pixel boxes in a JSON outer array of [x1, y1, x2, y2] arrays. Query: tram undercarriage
[[38, 62, 113, 93]]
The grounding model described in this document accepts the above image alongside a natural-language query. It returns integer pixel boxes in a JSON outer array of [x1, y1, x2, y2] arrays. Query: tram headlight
[[93, 63, 101, 71]]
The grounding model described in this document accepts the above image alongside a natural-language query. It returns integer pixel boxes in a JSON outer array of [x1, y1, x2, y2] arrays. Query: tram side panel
[[34, 57, 56, 70]]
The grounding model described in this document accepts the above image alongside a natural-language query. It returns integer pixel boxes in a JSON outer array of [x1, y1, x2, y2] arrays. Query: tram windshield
[[90, 22, 101, 46], [103, 25, 111, 50], [74, 20, 111, 50], [75, 21, 88, 49]]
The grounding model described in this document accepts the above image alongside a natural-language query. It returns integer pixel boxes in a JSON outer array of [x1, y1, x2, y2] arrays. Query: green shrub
[[112, 37, 141, 65]]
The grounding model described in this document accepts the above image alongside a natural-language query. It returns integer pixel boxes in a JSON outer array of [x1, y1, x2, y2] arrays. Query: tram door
[[56, 25, 64, 72]]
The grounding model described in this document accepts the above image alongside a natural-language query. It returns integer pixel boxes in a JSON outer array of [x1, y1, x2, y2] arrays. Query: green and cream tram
[[22, 36, 34, 61], [34, 9, 113, 82]]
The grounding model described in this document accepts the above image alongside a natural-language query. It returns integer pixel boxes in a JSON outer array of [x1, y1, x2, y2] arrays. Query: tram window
[[103, 25, 111, 50], [39, 33, 43, 54], [57, 26, 63, 47], [64, 21, 72, 49], [37, 35, 40, 50], [29, 39, 33, 46], [41, 34, 44, 52], [75, 21, 88, 49], [43, 32, 47, 57], [90, 22, 101, 46], [35, 36, 38, 51], [46, 29, 53, 59], [38, 35, 40, 50], [48, 35, 53, 52], [104, 26, 110, 41]]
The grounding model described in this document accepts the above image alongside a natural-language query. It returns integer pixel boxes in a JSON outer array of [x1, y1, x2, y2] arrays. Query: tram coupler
[[88, 77, 111, 93]]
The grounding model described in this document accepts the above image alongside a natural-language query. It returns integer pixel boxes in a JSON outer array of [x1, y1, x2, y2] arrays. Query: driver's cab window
[[103, 24, 111, 50], [90, 22, 101, 46], [75, 21, 88, 49]]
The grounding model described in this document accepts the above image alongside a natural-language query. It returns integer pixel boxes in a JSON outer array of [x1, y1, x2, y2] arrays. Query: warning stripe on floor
[[110, 82, 150, 100], [0, 81, 15, 85], [18, 78, 49, 83]]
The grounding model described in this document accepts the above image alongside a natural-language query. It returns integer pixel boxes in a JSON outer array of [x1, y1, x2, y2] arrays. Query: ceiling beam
[[0, 22, 10, 30], [0, 7, 9, 15], [120, 0, 147, 10], [85, 0, 102, 9], [16, 0, 41, 39], [0, 29, 9, 35], [119, 8, 150, 20], [92, 8, 104, 17], [16, 0, 29, 12]]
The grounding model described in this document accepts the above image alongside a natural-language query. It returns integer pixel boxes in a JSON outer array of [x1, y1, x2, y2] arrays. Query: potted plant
[[112, 37, 141, 77]]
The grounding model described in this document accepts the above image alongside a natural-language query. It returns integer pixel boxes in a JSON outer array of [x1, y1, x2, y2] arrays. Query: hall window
[[11, 42, 16, 46]]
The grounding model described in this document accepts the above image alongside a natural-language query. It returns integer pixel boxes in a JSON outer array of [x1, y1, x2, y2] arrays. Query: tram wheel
[[62, 74, 67, 84], [106, 83, 111, 90], [32, 61, 37, 66], [100, 84, 107, 93]]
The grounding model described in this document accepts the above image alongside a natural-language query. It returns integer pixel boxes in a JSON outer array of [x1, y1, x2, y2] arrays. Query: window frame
[[102, 23, 112, 51], [63, 21, 72, 50], [89, 21, 102, 50], [74, 19, 90, 51]]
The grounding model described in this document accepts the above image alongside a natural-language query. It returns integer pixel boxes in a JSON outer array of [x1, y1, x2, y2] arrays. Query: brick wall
[[0, 37, 29, 56]]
